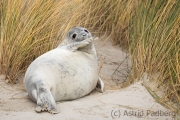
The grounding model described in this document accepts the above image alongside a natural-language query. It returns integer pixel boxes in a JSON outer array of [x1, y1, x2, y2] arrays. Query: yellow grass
[[127, 0, 180, 115], [0, 0, 81, 82]]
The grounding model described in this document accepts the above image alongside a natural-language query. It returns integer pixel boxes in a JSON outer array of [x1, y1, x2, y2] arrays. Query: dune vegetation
[[0, 0, 179, 114]]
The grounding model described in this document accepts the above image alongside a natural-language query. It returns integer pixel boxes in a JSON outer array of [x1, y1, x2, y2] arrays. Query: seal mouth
[[76, 36, 91, 42]]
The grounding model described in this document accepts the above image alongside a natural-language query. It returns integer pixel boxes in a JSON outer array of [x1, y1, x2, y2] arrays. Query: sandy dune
[[0, 40, 175, 120]]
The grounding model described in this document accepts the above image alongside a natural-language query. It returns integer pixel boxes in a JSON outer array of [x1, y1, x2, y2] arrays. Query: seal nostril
[[84, 29, 89, 33]]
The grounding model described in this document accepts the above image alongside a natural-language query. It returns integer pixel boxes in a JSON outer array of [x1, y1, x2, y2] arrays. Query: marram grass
[[75, 0, 180, 115], [0, 0, 81, 82], [0, 0, 179, 117], [128, 0, 180, 114]]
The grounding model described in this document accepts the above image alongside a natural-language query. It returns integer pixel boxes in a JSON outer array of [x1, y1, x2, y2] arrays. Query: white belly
[[25, 48, 98, 101]]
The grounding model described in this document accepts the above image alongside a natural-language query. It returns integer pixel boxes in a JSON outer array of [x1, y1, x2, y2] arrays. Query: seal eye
[[84, 29, 89, 33], [72, 34, 77, 39]]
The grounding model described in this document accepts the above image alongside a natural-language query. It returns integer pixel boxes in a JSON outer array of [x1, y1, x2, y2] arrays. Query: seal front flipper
[[96, 77, 104, 93], [35, 80, 59, 114], [66, 37, 93, 52]]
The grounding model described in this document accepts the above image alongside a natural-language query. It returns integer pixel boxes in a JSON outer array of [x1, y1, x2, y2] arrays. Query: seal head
[[61, 27, 92, 46]]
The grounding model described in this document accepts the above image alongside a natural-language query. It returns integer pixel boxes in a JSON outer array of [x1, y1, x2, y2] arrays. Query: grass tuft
[[128, 0, 180, 113], [0, 0, 81, 82]]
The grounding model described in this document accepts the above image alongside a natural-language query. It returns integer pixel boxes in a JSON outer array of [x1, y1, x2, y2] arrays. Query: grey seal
[[24, 27, 104, 114]]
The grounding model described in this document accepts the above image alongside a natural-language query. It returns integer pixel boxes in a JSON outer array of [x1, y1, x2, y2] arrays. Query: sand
[[0, 40, 175, 120]]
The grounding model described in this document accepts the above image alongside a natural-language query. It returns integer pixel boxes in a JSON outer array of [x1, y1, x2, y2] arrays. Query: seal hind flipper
[[96, 77, 104, 93], [32, 90, 38, 101], [35, 80, 59, 114]]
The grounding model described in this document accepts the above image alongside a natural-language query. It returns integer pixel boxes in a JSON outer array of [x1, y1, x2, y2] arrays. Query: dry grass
[[0, 0, 134, 82], [74, 0, 180, 115], [0, 0, 179, 116], [128, 0, 180, 114], [74, 0, 136, 47], [0, 0, 81, 82]]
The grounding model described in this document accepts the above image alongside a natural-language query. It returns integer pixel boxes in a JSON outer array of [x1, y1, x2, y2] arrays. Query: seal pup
[[24, 27, 104, 114]]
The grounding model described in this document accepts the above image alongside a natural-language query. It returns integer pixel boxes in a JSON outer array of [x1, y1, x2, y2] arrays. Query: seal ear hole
[[84, 29, 89, 33], [72, 34, 77, 39]]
